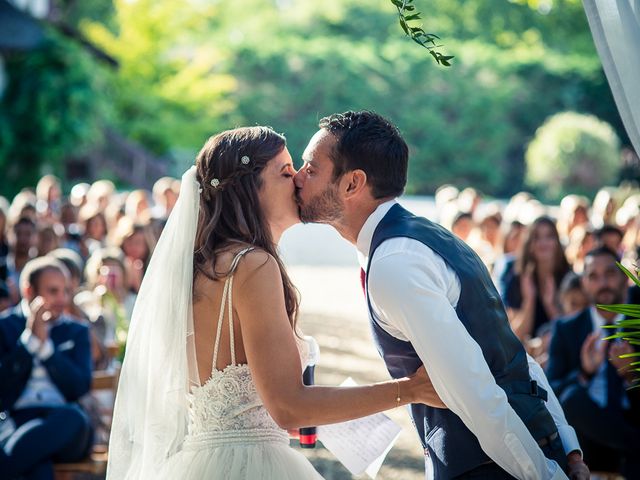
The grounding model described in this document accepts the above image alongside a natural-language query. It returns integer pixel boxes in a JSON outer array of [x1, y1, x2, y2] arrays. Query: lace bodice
[[182, 248, 304, 449], [186, 363, 285, 442]]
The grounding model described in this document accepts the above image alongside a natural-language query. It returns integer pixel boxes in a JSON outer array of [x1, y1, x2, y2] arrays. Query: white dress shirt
[[588, 307, 628, 409], [15, 301, 66, 409], [357, 200, 577, 480]]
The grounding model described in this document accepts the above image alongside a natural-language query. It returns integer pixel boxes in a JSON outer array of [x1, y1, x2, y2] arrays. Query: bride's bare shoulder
[[233, 248, 281, 286]]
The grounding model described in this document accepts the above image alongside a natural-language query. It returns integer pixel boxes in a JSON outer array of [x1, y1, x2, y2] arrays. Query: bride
[[106, 126, 439, 479]]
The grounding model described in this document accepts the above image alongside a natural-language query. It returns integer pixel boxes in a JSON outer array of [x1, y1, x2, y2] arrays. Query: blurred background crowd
[[0, 174, 179, 365]]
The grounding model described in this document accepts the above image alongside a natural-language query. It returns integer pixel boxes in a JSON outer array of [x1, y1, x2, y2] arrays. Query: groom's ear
[[343, 169, 368, 198]]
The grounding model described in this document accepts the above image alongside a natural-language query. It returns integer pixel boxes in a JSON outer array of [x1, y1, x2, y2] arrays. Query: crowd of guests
[[0, 174, 639, 477], [0, 175, 178, 478]]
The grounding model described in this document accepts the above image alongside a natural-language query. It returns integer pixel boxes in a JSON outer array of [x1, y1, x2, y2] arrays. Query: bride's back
[[192, 247, 253, 385]]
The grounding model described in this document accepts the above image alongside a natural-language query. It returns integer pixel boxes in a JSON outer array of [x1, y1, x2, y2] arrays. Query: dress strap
[[228, 274, 236, 365], [229, 246, 254, 273], [211, 246, 254, 370], [211, 276, 230, 370]]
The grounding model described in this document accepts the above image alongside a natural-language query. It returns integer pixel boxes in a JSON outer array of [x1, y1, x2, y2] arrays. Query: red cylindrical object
[[299, 433, 317, 448]]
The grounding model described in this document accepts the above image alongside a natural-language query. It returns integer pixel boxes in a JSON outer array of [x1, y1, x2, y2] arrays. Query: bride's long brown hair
[[193, 126, 299, 328]]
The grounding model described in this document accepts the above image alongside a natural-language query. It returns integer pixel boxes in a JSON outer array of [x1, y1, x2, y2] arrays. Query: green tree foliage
[[1, 0, 628, 197], [90, 0, 619, 195], [226, 37, 519, 194], [526, 112, 620, 200], [82, 0, 235, 158], [388, 0, 453, 65], [0, 28, 110, 195]]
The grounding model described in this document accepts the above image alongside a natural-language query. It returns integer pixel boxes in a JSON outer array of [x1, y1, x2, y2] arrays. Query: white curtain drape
[[583, 0, 640, 154]]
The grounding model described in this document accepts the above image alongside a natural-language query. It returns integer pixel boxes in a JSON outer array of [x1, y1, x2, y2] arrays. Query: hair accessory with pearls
[[241, 155, 250, 165]]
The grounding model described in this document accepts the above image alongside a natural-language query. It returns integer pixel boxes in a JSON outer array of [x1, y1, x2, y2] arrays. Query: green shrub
[[525, 112, 620, 200]]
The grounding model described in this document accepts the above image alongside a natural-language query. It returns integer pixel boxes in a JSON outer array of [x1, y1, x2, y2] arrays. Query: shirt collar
[[356, 199, 397, 268], [590, 305, 624, 330]]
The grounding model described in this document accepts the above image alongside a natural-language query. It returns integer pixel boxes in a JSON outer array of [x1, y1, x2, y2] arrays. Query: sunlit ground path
[[288, 266, 425, 480]]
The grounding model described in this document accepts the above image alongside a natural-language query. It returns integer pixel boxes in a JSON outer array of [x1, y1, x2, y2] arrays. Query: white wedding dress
[[158, 249, 324, 480]]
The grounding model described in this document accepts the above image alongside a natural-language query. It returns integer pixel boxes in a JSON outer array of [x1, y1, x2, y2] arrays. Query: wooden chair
[[53, 369, 119, 480]]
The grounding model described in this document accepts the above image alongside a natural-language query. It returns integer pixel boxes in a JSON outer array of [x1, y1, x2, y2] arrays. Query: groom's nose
[[293, 169, 305, 188]]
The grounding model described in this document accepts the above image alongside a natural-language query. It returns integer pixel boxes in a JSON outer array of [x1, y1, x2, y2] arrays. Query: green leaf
[[620, 352, 640, 358], [390, 0, 451, 66], [617, 262, 640, 288], [597, 304, 640, 316], [399, 18, 409, 35]]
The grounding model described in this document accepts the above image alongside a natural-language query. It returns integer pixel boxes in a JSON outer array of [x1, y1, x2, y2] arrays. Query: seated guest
[[565, 226, 595, 274], [467, 204, 503, 271], [526, 273, 589, 370], [450, 211, 474, 242], [558, 272, 589, 317], [594, 224, 624, 257], [546, 247, 640, 477], [503, 216, 570, 341], [36, 224, 61, 257], [35, 175, 62, 224], [47, 248, 87, 322], [152, 176, 179, 218], [113, 217, 152, 294], [47, 248, 109, 370], [558, 194, 590, 244], [0, 257, 93, 479], [492, 220, 525, 296], [75, 248, 136, 367], [78, 205, 108, 256], [5, 217, 38, 305], [590, 187, 617, 229]]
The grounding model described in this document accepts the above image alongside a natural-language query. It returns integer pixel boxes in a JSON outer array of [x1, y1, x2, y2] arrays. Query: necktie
[[360, 268, 366, 296]]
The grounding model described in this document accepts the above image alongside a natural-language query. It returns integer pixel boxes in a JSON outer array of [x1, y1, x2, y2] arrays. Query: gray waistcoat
[[366, 204, 557, 478]]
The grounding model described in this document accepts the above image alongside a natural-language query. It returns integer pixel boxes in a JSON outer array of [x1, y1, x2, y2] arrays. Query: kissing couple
[[107, 111, 590, 479]]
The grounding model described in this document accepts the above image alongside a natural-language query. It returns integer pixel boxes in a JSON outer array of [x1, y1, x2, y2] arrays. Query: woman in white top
[[106, 126, 438, 479]]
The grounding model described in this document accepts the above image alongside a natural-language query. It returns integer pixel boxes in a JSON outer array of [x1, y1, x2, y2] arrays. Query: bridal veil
[[107, 166, 201, 479]]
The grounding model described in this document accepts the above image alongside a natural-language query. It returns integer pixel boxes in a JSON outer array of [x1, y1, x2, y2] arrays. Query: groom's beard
[[297, 185, 344, 224]]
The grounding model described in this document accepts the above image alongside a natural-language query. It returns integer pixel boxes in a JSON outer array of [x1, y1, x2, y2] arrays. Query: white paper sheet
[[317, 378, 402, 478]]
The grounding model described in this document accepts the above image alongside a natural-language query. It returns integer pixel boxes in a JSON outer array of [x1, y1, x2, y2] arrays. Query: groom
[[294, 111, 589, 479]]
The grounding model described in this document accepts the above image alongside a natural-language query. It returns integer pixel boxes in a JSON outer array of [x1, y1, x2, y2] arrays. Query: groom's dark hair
[[319, 110, 408, 199]]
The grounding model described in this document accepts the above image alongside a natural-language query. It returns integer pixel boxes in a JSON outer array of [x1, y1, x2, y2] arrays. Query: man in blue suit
[[0, 256, 93, 479], [547, 246, 640, 477]]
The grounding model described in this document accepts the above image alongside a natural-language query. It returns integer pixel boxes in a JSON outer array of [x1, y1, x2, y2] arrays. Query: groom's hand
[[411, 365, 447, 409], [566, 451, 589, 480]]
